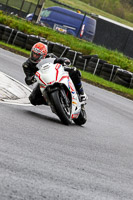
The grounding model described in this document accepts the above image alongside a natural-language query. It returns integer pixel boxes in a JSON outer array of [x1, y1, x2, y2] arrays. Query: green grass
[[0, 41, 133, 100], [81, 70, 133, 96], [0, 41, 30, 55]]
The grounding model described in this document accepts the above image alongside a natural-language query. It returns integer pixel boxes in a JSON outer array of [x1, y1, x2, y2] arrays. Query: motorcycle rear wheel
[[50, 90, 72, 125]]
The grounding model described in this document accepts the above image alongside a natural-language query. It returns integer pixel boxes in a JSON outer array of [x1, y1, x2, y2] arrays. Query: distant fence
[[0, 0, 36, 17], [93, 16, 133, 59], [0, 24, 133, 89]]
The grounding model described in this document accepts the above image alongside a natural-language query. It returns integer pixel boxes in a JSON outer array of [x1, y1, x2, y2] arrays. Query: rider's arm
[[22, 59, 37, 85]]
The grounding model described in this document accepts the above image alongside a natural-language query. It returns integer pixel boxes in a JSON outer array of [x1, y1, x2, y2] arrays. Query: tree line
[[81, 0, 133, 23]]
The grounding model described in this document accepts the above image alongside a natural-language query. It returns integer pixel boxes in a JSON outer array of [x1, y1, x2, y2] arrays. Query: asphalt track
[[0, 48, 133, 200]]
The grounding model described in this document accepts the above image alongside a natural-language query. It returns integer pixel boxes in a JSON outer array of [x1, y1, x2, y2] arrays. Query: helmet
[[30, 42, 47, 63]]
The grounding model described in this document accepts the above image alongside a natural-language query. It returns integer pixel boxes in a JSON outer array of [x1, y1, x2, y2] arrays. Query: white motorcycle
[[35, 61, 87, 125]]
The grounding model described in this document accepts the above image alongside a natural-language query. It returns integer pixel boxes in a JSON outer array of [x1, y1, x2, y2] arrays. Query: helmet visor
[[31, 52, 41, 62]]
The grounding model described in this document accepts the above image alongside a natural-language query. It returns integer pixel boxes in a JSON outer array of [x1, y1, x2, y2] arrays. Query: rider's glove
[[54, 58, 65, 65], [25, 76, 36, 85], [54, 57, 71, 66], [65, 66, 76, 71]]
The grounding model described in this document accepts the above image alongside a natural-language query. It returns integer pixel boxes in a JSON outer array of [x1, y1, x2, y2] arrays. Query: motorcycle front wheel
[[73, 108, 87, 126], [50, 90, 72, 125]]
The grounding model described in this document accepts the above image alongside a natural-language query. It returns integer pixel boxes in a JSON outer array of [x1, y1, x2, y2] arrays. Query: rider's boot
[[77, 84, 87, 103]]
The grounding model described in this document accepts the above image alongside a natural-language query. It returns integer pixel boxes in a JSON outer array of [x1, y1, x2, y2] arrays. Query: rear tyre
[[73, 108, 87, 126], [50, 90, 72, 125]]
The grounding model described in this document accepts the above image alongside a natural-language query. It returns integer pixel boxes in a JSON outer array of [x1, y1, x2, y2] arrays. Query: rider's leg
[[68, 68, 87, 102], [29, 84, 47, 106]]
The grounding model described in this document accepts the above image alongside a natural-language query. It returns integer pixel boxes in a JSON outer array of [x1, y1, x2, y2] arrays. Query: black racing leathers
[[22, 58, 38, 85], [64, 66, 84, 95], [22, 58, 84, 106], [22, 58, 47, 105]]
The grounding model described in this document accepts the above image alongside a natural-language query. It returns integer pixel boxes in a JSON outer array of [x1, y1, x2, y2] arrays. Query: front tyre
[[73, 108, 87, 126], [50, 90, 72, 125]]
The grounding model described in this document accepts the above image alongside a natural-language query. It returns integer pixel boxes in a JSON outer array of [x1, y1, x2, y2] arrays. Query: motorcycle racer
[[22, 42, 87, 106]]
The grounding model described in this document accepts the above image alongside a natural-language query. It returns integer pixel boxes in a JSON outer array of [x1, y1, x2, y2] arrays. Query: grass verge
[[0, 41, 133, 101]]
